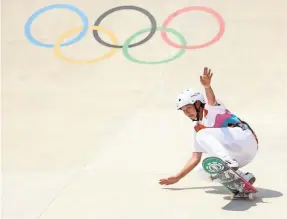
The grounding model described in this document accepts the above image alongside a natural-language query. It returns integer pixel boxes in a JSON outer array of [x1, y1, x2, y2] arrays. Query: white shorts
[[193, 127, 258, 181]]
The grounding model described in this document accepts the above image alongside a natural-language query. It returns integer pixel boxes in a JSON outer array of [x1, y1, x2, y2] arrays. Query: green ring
[[122, 27, 187, 64]]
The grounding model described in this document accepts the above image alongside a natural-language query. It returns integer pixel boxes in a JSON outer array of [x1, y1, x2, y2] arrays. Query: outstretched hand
[[159, 176, 180, 185], [200, 67, 213, 88]]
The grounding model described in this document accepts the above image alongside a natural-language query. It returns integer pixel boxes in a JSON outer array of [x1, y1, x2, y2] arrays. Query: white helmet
[[176, 89, 205, 110]]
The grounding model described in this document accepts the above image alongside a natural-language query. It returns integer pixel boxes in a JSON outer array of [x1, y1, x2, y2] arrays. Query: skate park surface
[[2, 0, 287, 218]]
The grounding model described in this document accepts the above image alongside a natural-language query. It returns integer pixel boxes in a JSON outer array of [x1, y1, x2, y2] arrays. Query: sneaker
[[241, 172, 256, 185], [224, 159, 239, 171]]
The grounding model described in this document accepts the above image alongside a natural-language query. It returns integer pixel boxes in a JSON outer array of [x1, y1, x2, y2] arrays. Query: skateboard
[[202, 156, 257, 200]]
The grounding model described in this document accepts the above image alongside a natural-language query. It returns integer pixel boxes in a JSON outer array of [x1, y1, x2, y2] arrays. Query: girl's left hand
[[159, 176, 180, 185], [200, 67, 213, 88]]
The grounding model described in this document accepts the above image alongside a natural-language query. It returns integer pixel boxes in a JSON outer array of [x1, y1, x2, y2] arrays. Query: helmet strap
[[192, 102, 205, 121]]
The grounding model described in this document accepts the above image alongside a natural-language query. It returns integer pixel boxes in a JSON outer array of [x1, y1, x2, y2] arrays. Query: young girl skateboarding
[[159, 67, 258, 186]]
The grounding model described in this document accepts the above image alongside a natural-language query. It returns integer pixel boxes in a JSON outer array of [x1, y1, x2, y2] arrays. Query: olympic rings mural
[[24, 4, 225, 65]]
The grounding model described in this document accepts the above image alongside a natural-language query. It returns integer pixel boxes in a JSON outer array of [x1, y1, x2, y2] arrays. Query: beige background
[[2, 0, 287, 218]]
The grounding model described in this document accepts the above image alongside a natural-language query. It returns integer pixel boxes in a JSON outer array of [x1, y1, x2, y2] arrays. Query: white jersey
[[194, 99, 242, 132]]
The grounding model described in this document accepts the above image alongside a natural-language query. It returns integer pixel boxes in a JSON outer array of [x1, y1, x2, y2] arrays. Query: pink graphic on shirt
[[213, 110, 232, 127]]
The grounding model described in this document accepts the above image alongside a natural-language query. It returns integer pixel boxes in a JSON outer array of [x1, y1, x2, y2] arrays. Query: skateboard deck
[[202, 156, 257, 200]]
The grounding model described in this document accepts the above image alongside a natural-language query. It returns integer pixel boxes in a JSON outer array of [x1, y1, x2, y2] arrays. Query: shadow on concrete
[[162, 186, 283, 211]]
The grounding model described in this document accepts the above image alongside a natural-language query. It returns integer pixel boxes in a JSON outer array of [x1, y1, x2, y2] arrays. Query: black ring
[[93, 5, 157, 48]]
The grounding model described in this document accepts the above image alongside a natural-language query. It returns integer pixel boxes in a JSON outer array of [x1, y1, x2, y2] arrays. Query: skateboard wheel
[[248, 193, 255, 200], [230, 193, 236, 200]]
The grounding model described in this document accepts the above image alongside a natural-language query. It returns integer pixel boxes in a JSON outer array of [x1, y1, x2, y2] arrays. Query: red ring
[[161, 6, 225, 49]]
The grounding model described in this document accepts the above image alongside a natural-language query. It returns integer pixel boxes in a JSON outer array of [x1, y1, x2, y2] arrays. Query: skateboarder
[[159, 67, 258, 186]]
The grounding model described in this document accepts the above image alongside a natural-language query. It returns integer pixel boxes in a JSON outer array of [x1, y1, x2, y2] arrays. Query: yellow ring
[[54, 26, 118, 64]]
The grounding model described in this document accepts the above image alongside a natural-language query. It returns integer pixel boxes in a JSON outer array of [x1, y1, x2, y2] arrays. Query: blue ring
[[24, 4, 89, 48]]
